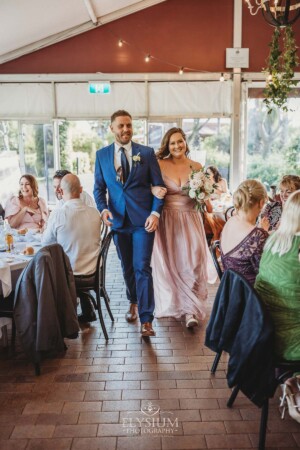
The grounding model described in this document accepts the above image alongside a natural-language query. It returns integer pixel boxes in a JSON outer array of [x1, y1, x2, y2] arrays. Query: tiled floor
[[0, 245, 299, 450]]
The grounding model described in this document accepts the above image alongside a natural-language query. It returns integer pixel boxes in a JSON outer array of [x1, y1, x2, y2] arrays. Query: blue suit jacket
[[93, 142, 165, 229]]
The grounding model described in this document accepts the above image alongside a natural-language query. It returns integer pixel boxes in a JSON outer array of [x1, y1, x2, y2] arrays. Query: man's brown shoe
[[141, 322, 156, 337], [125, 303, 138, 322]]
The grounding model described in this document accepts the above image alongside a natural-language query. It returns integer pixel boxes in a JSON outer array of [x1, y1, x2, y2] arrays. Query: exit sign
[[89, 82, 111, 94]]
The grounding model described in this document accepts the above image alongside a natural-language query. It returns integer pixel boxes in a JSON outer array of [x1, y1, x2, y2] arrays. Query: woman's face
[[280, 184, 295, 205], [206, 169, 214, 181], [20, 177, 33, 197], [168, 132, 187, 159]]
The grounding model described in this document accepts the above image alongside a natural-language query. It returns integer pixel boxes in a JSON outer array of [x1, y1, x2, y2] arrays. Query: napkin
[[0, 260, 12, 298]]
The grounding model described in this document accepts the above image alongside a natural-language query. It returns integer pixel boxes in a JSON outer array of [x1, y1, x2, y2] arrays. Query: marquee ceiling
[[0, 0, 167, 64]]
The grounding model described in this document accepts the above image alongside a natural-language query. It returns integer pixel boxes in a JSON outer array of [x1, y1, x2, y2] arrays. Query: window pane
[[58, 119, 146, 196], [22, 123, 54, 202], [246, 97, 300, 193], [148, 122, 178, 150], [0, 121, 20, 206], [182, 118, 231, 181]]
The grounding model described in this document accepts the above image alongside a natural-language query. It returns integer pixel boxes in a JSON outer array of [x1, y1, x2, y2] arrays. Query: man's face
[[53, 177, 62, 200], [110, 115, 133, 145]]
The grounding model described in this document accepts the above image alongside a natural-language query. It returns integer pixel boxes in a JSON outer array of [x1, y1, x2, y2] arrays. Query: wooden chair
[[0, 291, 16, 348], [209, 240, 223, 281], [76, 231, 114, 340], [225, 206, 235, 221]]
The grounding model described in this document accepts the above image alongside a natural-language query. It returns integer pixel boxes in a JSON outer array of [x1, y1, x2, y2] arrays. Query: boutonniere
[[132, 152, 142, 167]]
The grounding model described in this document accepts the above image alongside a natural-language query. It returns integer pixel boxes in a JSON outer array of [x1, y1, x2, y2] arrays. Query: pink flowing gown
[[152, 174, 216, 321]]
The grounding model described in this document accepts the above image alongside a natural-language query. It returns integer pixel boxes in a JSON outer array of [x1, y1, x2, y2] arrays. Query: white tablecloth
[[0, 260, 12, 297]]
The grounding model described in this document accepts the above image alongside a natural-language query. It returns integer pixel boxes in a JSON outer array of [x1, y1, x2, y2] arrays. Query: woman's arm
[[7, 207, 29, 229]]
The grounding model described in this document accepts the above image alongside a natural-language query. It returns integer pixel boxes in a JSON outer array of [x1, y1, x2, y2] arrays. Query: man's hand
[[145, 214, 159, 232], [102, 210, 113, 227]]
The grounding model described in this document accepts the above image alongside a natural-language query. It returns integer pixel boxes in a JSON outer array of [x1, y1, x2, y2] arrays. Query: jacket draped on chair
[[14, 244, 79, 357], [205, 269, 277, 407]]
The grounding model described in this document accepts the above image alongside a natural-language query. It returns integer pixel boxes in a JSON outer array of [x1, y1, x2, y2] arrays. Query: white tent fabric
[[0, 81, 232, 119], [0, 0, 167, 64]]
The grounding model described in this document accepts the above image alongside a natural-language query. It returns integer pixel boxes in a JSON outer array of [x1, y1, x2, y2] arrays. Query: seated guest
[[261, 174, 300, 232], [206, 166, 229, 199], [255, 190, 300, 361], [220, 179, 269, 285], [53, 169, 96, 208], [42, 174, 102, 323], [5, 174, 48, 231]]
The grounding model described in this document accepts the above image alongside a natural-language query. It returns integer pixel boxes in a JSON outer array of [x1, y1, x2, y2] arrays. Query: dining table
[[0, 231, 42, 342]]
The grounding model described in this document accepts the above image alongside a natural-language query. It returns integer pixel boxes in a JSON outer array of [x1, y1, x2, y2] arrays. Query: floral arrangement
[[182, 167, 216, 212], [132, 152, 141, 167]]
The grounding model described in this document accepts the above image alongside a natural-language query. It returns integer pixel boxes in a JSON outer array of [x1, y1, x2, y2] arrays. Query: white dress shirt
[[56, 190, 96, 209], [42, 199, 101, 275], [114, 142, 132, 172]]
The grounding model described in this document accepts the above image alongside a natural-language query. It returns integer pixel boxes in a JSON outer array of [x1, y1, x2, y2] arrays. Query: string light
[[114, 32, 231, 77]]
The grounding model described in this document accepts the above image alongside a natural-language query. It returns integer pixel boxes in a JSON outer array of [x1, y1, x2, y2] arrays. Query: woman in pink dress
[[151, 128, 216, 328], [5, 174, 48, 231]]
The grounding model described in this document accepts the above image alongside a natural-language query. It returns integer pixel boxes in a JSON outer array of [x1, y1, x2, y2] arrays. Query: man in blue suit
[[94, 110, 165, 337]]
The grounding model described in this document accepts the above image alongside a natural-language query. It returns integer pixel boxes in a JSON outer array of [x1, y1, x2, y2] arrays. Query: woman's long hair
[[18, 174, 39, 199], [207, 166, 222, 183], [264, 190, 300, 256], [156, 127, 190, 160]]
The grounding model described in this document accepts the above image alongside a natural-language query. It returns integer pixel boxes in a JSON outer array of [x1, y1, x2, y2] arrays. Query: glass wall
[[182, 118, 231, 181], [21, 123, 55, 202], [58, 119, 146, 196], [246, 92, 300, 193], [0, 121, 20, 207], [148, 122, 178, 150]]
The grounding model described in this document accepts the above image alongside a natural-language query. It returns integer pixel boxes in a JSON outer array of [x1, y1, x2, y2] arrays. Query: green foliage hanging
[[263, 25, 299, 114]]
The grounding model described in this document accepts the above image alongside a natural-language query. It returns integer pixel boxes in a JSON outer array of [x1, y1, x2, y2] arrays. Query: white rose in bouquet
[[189, 189, 196, 199], [198, 192, 205, 200], [190, 179, 201, 190]]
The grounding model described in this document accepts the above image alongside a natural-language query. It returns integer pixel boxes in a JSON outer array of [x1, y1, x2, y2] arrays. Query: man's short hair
[[110, 110, 132, 124], [53, 169, 71, 180]]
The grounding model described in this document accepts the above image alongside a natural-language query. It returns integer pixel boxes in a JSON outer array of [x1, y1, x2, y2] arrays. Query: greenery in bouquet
[[182, 167, 216, 212]]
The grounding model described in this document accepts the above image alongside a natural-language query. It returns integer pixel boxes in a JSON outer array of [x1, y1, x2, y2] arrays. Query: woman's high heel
[[280, 378, 300, 423]]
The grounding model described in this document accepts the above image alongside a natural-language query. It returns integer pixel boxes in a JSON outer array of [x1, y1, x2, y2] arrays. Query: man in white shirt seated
[[43, 173, 102, 323], [53, 170, 96, 208]]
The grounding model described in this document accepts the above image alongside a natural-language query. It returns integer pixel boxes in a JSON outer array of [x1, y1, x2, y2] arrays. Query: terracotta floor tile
[[53, 424, 97, 438], [26, 438, 72, 450], [0, 439, 28, 449], [62, 401, 102, 413], [72, 437, 117, 449], [78, 411, 119, 424], [117, 436, 162, 450], [1, 245, 296, 450], [11, 425, 55, 439], [161, 435, 207, 449]]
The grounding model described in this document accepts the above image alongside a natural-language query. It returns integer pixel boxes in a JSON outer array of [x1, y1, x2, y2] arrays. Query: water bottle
[[0, 217, 5, 249]]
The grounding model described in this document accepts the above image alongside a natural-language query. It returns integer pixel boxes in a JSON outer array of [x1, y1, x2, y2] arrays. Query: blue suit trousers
[[113, 215, 155, 324]]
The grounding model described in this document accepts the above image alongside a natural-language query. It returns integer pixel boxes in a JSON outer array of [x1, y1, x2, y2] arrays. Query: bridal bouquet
[[182, 167, 216, 212]]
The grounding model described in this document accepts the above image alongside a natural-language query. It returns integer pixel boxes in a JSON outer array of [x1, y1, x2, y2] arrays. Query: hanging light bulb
[[179, 67, 184, 75], [220, 73, 225, 82], [145, 54, 151, 63], [118, 39, 123, 47]]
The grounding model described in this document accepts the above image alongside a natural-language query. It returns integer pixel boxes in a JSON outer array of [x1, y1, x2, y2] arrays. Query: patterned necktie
[[120, 147, 130, 184]]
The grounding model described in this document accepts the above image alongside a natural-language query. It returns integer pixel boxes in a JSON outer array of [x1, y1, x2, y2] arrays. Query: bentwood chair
[[76, 231, 114, 340], [0, 291, 16, 347], [209, 240, 223, 281], [225, 206, 235, 221]]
